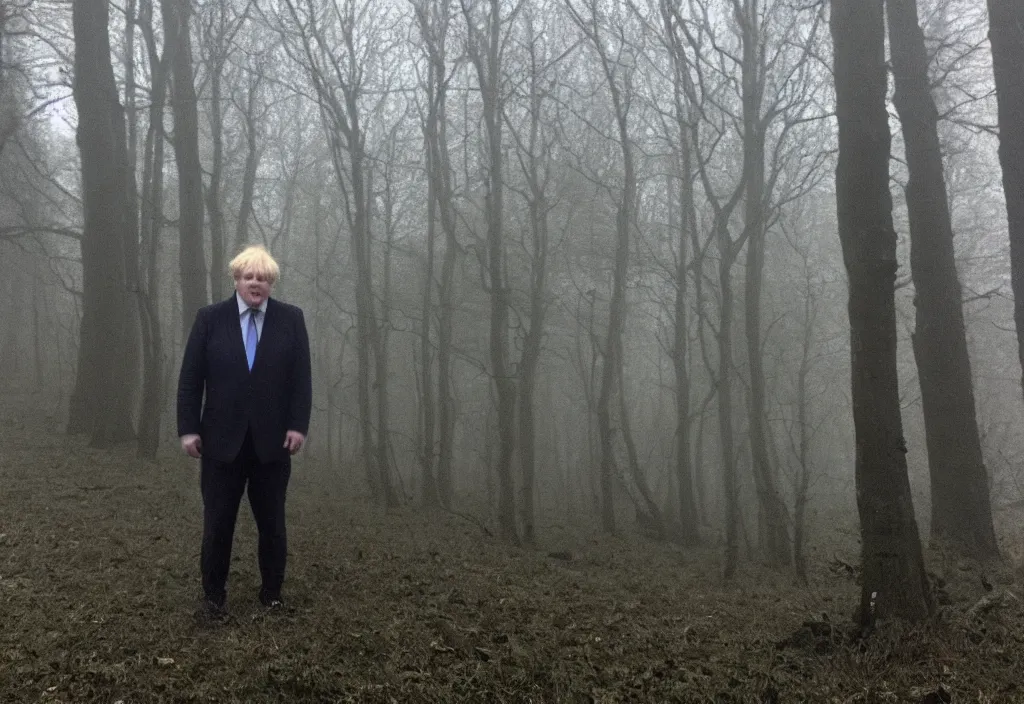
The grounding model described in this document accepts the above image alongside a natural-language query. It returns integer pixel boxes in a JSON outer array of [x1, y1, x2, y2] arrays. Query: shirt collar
[[236, 292, 268, 315]]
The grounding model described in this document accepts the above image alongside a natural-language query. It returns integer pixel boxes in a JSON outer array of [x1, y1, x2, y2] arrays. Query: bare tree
[[778, 213, 826, 583], [986, 0, 1024, 399], [461, 0, 520, 542], [411, 0, 460, 508], [671, 2, 751, 574], [133, 0, 172, 458], [232, 58, 265, 252], [565, 0, 648, 536], [887, 0, 999, 559], [657, 0, 827, 568], [197, 0, 251, 300], [67, 0, 137, 446], [276, 0, 397, 505], [649, 0, 702, 545], [161, 0, 208, 336], [832, 0, 932, 625], [503, 6, 561, 546], [736, 0, 802, 569]]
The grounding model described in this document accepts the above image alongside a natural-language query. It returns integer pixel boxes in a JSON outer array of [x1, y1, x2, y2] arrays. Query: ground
[[2, 399, 1024, 703]]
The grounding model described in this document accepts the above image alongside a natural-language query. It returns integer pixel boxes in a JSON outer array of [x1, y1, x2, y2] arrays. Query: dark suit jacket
[[177, 295, 312, 464]]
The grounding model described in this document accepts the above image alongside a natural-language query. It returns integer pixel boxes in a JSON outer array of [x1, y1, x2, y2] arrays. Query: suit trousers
[[200, 430, 291, 605]]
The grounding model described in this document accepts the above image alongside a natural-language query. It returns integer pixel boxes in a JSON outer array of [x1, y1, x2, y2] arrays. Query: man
[[177, 245, 312, 621]]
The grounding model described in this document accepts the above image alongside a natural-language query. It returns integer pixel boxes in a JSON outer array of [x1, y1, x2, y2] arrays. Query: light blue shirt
[[236, 293, 267, 344]]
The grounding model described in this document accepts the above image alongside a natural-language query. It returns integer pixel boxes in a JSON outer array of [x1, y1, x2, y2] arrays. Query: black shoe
[[252, 595, 288, 622], [260, 595, 285, 609], [259, 586, 285, 608], [194, 598, 228, 625]]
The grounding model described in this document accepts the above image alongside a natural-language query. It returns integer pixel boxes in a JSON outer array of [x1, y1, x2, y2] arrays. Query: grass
[[2, 400, 1024, 702]]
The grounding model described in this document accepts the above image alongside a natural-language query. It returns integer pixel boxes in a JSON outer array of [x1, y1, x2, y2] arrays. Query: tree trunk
[[206, 61, 226, 299], [744, 210, 792, 566], [134, 0, 170, 459], [436, 186, 457, 508], [347, 112, 394, 507], [671, 215, 700, 544], [121, 0, 145, 433], [413, 0, 458, 509], [619, 357, 666, 539], [661, 0, 749, 572], [161, 0, 207, 336], [516, 206, 545, 547], [377, 159, 399, 504], [419, 102, 439, 506], [577, 293, 602, 517], [987, 0, 1024, 399], [735, 0, 792, 569], [717, 236, 740, 579], [436, 93, 458, 509], [566, 0, 638, 538], [235, 74, 261, 251], [514, 18, 551, 547], [437, 228, 456, 507], [348, 139, 384, 503], [887, 0, 999, 560], [414, 1, 446, 506], [792, 259, 815, 583], [832, 0, 932, 625], [67, 0, 137, 446], [280, 0, 395, 506], [465, 0, 518, 543], [32, 271, 43, 392], [661, 3, 701, 543]]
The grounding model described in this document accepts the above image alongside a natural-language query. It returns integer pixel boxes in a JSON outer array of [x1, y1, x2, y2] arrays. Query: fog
[[2, 0, 1024, 636]]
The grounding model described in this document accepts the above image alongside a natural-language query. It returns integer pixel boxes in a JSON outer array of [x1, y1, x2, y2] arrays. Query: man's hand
[[284, 430, 305, 455], [181, 434, 202, 459]]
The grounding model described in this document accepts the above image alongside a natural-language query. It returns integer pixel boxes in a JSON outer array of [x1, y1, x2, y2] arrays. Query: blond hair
[[229, 245, 280, 284]]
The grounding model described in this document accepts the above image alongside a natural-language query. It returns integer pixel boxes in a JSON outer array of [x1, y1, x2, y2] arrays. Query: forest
[[2, 0, 1024, 700]]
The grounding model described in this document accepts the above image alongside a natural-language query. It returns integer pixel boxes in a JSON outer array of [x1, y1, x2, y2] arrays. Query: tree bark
[[32, 270, 43, 392], [661, 0, 702, 545], [161, 0, 207, 336], [986, 0, 1024, 400], [716, 227, 740, 578], [205, 52, 226, 299], [134, 0, 170, 459], [619, 357, 666, 538], [832, 0, 932, 625], [511, 12, 553, 547], [419, 63, 439, 505], [791, 251, 816, 583], [436, 167, 457, 509], [377, 156, 399, 502], [197, 0, 248, 298], [351, 139, 395, 506], [412, 0, 455, 507], [887, 0, 999, 559], [235, 73, 261, 251], [664, 0, 750, 575], [737, 0, 792, 568], [67, 0, 137, 446], [464, 0, 518, 543], [565, 0, 640, 538]]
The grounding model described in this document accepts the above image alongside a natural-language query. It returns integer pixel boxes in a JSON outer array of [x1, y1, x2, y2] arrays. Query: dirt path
[[2, 401, 1022, 702]]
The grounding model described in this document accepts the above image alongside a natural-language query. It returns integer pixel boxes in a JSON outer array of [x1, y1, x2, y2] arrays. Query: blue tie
[[245, 309, 259, 370]]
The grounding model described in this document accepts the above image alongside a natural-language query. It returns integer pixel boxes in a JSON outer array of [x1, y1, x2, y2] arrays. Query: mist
[[2, 0, 1024, 699]]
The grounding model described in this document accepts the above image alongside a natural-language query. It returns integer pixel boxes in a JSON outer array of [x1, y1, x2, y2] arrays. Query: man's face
[[235, 269, 272, 308]]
